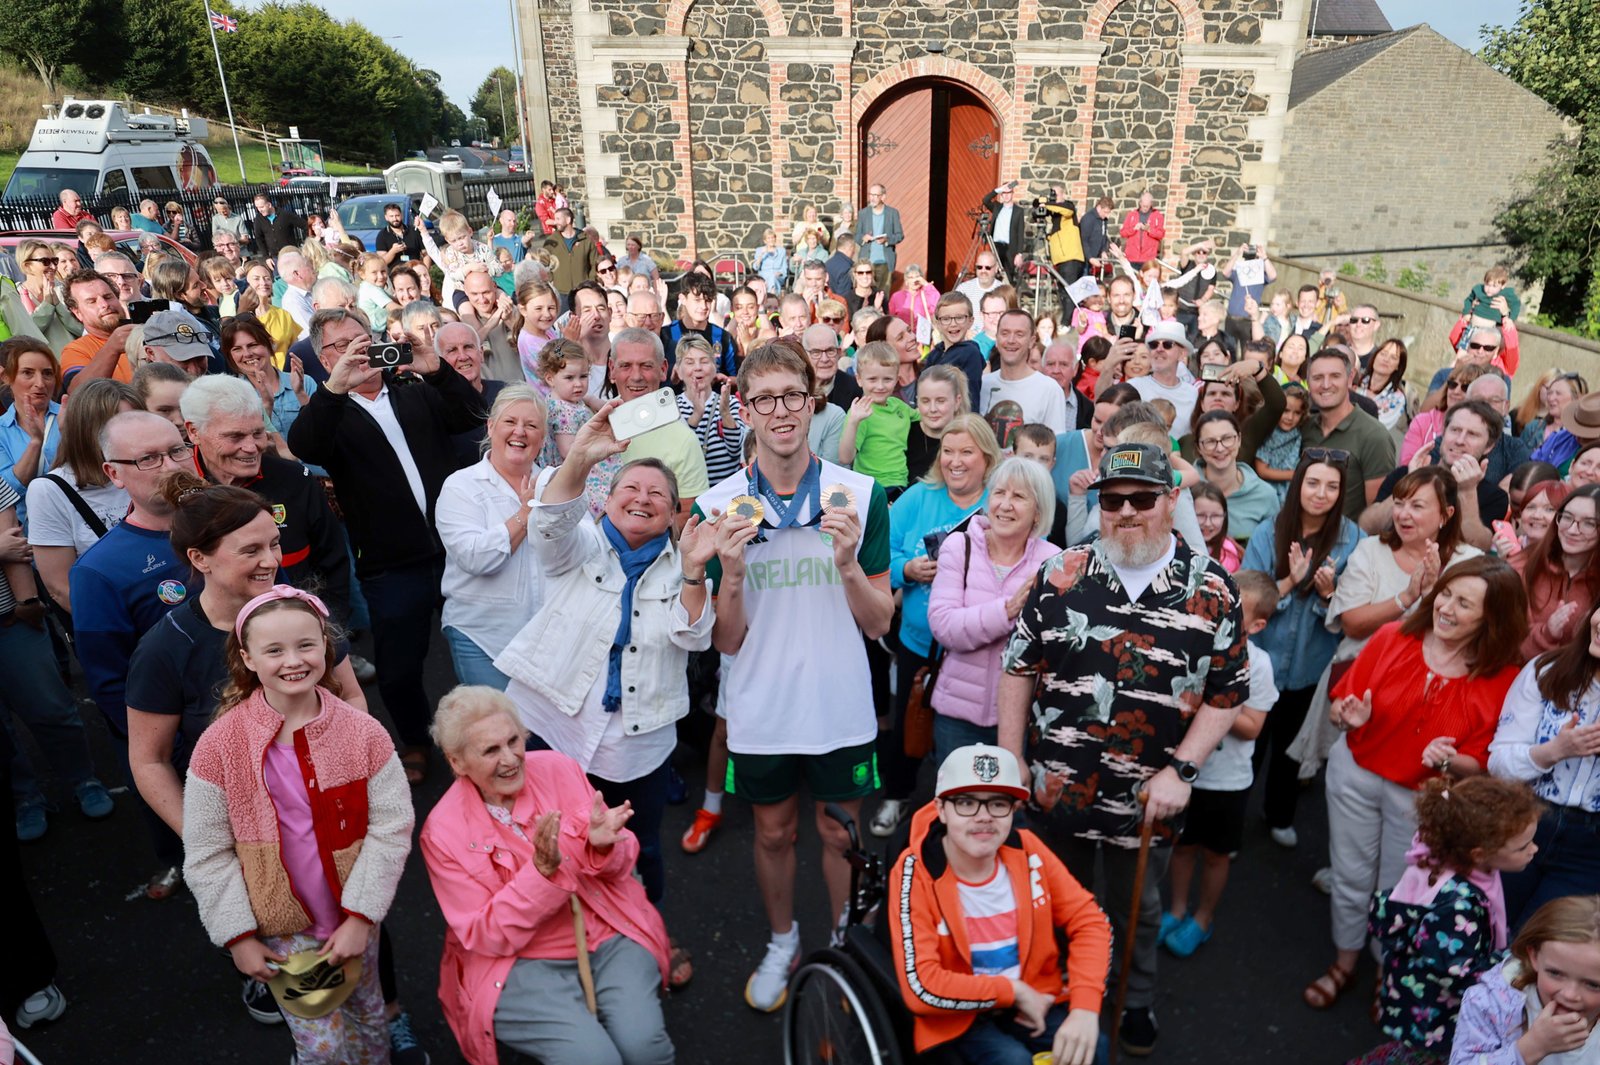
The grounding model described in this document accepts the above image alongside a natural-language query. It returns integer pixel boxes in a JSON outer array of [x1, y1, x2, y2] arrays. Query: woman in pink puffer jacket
[[927, 457, 1061, 767]]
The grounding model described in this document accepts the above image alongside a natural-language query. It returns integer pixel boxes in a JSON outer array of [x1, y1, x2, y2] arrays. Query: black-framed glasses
[[598, 264, 617, 273], [1466, 341, 1499, 352], [1101, 490, 1163, 512], [807, 346, 840, 358], [976, 263, 996, 271], [1350, 316, 1378, 325], [27, 256, 59, 265], [935, 314, 970, 325], [1198, 433, 1240, 451], [1557, 511, 1600, 535], [106, 444, 193, 471], [747, 390, 810, 415], [1303, 447, 1351, 466], [942, 795, 1017, 818], [1147, 339, 1183, 350]]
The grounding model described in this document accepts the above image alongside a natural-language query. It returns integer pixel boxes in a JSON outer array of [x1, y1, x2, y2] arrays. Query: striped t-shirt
[[958, 864, 1020, 978]]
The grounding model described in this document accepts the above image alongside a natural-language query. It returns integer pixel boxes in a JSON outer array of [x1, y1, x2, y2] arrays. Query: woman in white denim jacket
[[494, 399, 717, 916]]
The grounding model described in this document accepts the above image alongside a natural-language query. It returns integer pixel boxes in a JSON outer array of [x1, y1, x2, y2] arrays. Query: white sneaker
[[15, 983, 65, 1029], [1311, 866, 1334, 895], [869, 799, 909, 838], [1270, 826, 1299, 849], [744, 929, 801, 1012]]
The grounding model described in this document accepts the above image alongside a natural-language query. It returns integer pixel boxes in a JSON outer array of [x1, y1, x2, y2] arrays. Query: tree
[[469, 66, 517, 145], [0, 0, 96, 95], [1482, 0, 1600, 335]]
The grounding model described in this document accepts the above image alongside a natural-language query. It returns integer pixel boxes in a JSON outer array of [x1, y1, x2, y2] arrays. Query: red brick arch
[[666, 0, 787, 38], [852, 57, 1015, 128], [1085, 0, 1202, 44]]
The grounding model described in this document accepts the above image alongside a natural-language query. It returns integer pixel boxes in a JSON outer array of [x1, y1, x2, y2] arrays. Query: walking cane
[[1108, 796, 1155, 1065], [571, 894, 598, 1014]]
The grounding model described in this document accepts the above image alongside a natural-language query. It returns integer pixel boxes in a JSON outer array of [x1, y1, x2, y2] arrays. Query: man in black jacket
[[982, 182, 1029, 282], [180, 374, 351, 621], [250, 193, 304, 259], [287, 307, 486, 777]]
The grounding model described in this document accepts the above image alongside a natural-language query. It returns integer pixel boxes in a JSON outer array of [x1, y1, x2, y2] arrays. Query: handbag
[[903, 519, 975, 759]]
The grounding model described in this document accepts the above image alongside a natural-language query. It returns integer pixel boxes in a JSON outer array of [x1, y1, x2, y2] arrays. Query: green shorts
[[725, 742, 879, 805]]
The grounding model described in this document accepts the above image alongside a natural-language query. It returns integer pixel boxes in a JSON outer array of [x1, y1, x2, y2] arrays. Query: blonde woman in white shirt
[[435, 385, 548, 690]]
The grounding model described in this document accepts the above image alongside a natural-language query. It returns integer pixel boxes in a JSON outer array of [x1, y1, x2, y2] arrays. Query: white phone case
[[610, 387, 682, 443]]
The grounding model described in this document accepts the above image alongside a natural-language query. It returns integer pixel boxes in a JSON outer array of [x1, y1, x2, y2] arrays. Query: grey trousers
[[1042, 830, 1172, 1013], [494, 935, 674, 1065]]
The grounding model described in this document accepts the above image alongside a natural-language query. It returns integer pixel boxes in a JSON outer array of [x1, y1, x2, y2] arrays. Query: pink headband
[[235, 585, 330, 640]]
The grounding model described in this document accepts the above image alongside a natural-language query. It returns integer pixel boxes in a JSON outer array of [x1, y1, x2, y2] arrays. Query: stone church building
[[513, 0, 1565, 289]]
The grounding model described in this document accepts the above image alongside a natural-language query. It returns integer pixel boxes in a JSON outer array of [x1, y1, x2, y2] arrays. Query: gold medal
[[821, 484, 856, 514], [728, 494, 765, 528]]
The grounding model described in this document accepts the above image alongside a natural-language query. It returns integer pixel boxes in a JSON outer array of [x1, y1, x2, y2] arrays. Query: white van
[[2, 98, 218, 203]]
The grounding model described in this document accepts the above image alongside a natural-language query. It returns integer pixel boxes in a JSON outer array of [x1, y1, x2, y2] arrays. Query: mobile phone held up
[[368, 341, 414, 369], [125, 299, 172, 325], [610, 388, 682, 443]]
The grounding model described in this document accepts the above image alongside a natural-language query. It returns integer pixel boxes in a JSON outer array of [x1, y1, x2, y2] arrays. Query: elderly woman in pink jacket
[[420, 685, 674, 1065], [926, 456, 1062, 766]]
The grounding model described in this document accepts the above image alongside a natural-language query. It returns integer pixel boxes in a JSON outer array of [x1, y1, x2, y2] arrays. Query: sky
[[307, 0, 1527, 112]]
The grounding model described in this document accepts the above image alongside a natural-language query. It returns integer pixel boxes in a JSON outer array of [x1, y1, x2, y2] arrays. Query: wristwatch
[[1172, 759, 1200, 784]]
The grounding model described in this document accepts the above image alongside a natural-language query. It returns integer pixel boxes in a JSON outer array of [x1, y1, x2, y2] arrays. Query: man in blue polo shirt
[[69, 411, 193, 887]]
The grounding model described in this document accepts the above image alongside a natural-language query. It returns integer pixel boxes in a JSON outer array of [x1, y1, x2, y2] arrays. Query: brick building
[[512, 0, 1567, 296], [1271, 25, 1569, 294]]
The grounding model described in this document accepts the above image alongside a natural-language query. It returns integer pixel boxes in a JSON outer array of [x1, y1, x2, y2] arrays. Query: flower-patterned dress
[[1350, 875, 1500, 1065]]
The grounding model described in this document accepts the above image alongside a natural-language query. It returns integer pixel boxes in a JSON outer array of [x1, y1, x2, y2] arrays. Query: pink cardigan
[[420, 751, 670, 1065], [927, 516, 1061, 727]]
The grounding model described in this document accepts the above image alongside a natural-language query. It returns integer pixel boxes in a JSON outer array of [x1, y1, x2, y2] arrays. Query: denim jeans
[[1, 618, 98, 803], [443, 626, 510, 691], [1504, 805, 1600, 931], [953, 1002, 1103, 1065], [933, 713, 998, 772]]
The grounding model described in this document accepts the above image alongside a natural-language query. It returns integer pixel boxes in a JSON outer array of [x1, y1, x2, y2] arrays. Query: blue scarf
[[599, 516, 670, 714]]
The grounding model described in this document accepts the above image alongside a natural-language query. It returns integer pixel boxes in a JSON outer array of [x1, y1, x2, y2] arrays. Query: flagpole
[[203, 2, 248, 183]]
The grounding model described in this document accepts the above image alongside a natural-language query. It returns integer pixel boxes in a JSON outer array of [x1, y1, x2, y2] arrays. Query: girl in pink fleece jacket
[[183, 586, 413, 1065]]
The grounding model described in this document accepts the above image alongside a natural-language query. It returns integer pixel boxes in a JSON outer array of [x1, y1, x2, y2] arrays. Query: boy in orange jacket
[[889, 744, 1112, 1064]]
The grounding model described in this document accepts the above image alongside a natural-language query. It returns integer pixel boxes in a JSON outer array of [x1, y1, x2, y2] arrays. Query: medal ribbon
[[748, 454, 822, 530]]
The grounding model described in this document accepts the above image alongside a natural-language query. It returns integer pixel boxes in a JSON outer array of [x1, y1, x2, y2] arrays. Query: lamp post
[[492, 75, 509, 147]]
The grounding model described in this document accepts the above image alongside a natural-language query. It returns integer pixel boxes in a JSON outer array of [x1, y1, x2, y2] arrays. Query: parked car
[[0, 229, 198, 273], [333, 194, 417, 250]]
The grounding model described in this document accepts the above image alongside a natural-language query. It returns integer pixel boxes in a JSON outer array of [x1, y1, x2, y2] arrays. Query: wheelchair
[[782, 804, 961, 1065]]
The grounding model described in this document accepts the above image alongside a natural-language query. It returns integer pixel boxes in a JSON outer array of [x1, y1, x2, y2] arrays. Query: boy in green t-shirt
[[839, 341, 918, 490]]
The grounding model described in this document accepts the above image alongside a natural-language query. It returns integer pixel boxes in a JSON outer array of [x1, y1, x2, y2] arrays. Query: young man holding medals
[[693, 338, 895, 1012]]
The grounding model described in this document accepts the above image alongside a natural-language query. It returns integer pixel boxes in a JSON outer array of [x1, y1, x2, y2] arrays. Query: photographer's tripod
[[953, 208, 1007, 288], [1027, 230, 1074, 321]]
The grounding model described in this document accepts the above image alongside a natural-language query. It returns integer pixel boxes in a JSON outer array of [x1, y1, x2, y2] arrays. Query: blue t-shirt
[[69, 521, 191, 734], [0, 401, 61, 529], [1226, 267, 1264, 317], [130, 216, 165, 234], [889, 482, 989, 657], [491, 233, 526, 265]]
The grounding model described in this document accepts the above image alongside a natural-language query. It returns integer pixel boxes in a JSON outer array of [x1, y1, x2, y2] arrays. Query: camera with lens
[[368, 341, 414, 369], [1241, 244, 1258, 261], [1030, 198, 1049, 224]]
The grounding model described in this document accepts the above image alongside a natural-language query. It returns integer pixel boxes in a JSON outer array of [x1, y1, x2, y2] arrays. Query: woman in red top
[[1512, 483, 1600, 662], [1302, 555, 1528, 1010]]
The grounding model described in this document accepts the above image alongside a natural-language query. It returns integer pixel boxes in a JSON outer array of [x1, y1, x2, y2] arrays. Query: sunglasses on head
[[1302, 447, 1350, 467], [1100, 489, 1163, 512]]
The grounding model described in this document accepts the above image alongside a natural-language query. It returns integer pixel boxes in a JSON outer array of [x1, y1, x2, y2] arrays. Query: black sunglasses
[[1466, 341, 1499, 352], [1100, 490, 1163, 512], [1302, 447, 1350, 466]]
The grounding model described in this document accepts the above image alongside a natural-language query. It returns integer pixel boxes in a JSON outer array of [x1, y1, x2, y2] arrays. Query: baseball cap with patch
[[935, 743, 1029, 800], [1088, 441, 1174, 492], [142, 308, 214, 361]]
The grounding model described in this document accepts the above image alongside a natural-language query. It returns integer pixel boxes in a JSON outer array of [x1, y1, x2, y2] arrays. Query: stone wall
[[1274, 28, 1568, 298], [1087, 0, 1183, 203], [686, 0, 773, 253], [541, 9, 587, 183], [1178, 69, 1264, 244], [596, 61, 691, 253]]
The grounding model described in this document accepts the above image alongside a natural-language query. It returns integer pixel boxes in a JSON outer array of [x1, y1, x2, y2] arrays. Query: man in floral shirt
[[998, 441, 1249, 1057]]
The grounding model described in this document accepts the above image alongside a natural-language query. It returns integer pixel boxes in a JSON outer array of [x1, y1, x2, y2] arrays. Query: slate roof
[[1309, 0, 1393, 37], [1289, 25, 1422, 109]]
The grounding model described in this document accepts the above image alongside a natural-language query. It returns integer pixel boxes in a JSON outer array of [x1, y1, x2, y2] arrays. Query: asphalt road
[[15, 634, 1383, 1065]]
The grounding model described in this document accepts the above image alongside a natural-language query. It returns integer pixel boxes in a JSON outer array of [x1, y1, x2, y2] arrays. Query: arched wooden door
[[860, 80, 1000, 290]]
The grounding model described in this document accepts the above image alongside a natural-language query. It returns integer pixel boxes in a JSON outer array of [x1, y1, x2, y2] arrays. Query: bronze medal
[[728, 494, 765, 528]]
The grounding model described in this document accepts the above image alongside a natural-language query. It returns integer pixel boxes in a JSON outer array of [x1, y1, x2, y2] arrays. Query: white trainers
[[1270, 826, 1299, 849], [869, 798, 909, 838], [744, 929, 801, 1012], [1312, 866, 1334, 895], [16, 983, 65, 1029]]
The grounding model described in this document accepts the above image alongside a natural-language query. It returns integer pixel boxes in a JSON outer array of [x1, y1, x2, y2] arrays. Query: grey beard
[[1101, 530, 1170, 568]]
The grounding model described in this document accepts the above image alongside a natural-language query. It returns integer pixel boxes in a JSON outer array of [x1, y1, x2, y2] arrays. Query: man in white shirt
[[955, 253, 1004, 319], [276, 249, 315, 335], [981, 309, 1068, 433], [1128, 320, 1198, 428]]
